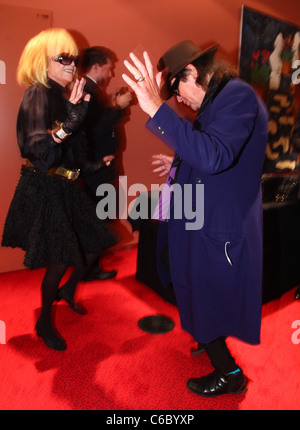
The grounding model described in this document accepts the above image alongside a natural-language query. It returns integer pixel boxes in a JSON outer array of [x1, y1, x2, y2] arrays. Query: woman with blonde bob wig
[[2, 28, 117, 351]]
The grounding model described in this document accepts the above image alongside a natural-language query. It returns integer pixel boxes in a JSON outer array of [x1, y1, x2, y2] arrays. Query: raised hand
[[122, 51, 163, 117], [69, 78, 90, 104], [62, 78, 90, 135]]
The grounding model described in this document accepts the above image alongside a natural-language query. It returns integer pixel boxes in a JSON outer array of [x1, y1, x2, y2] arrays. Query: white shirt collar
[[86, 74, 97, 84]]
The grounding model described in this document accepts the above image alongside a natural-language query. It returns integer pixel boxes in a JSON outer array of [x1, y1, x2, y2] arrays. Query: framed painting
[[239, 6, 300, 180]]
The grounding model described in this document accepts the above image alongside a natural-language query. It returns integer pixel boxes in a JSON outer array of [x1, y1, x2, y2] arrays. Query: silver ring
[[136, 76, 145, 82]]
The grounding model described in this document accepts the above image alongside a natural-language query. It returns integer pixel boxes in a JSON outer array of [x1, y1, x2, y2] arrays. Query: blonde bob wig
[[17, 28, 78, 88]]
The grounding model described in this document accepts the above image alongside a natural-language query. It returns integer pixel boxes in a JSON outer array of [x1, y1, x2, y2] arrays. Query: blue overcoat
[[146, 78, 269, 345]]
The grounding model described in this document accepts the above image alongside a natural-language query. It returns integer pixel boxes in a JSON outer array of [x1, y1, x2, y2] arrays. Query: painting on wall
[[239, 6, 300, 187]]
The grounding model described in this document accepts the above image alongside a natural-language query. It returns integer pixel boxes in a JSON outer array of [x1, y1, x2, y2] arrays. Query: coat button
[[196, 178, 202, 183], [156, 126, 165, 134]]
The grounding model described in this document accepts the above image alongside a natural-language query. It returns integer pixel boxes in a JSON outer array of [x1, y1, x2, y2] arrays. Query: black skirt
[[1, 167, 118, 269]]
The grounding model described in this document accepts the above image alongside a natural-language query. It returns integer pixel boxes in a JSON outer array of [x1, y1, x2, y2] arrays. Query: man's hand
[[122, 51, 163, 118], [152, 154, 173, 177], [113, 89, 133, 109]]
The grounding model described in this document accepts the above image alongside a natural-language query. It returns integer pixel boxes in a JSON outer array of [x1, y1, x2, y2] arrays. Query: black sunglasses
[[51, 54, 79, 66], [170, 77, 180, 95], [170, 67, 192, 96]]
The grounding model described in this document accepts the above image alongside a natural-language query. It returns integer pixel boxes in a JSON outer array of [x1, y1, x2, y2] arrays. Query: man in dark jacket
[[80, 46, 132, 281], [122, 40, 269, 397]]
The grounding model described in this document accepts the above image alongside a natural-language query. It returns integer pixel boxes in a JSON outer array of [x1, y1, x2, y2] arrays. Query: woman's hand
[[122, 51, 163, 118], [51, 78, 90, 142], [103, 155, 115, 166], [152, 154, 173, 177], [61, 78, 90, 135], [69, 78, 90, 104]]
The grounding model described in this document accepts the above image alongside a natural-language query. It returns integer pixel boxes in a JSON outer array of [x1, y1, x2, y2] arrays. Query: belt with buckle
[[24, 159, 80, 181], [49, 166, 80, 181]]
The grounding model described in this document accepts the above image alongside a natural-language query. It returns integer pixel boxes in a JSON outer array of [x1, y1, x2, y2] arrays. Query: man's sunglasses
[[50, 54, 79, 66], [170, 68, 192, 96], [170, 77, 180, 96]]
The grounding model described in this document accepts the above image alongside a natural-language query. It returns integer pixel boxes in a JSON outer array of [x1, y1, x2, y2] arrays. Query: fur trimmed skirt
[[1, 167, 118, 269]]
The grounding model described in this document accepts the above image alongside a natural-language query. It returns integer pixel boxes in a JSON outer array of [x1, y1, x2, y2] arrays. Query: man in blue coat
[[123, 40, 269, 397]]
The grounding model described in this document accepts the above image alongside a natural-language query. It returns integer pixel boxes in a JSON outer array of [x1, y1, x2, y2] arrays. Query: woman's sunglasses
[[50, 54, 79, 66]]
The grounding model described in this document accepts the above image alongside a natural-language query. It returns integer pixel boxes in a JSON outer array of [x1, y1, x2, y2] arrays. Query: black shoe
[[83, 269, 117, 282], [186, 369, 247, 397], [295, 287, 300, 300], [35, 320, 67, 351], [190, 342, 205, 355], [56, 288, 88, 315]]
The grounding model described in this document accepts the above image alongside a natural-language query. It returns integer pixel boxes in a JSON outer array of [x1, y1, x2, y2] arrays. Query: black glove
[[62, 100, 89, 134]]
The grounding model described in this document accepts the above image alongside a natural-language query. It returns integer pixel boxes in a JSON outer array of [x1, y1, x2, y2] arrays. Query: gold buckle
[[66, 169, 80, 180], [54, 166, 80, 181]]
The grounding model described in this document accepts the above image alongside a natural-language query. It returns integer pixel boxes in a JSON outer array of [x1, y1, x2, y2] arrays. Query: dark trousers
[[201, 336, 238, 374]]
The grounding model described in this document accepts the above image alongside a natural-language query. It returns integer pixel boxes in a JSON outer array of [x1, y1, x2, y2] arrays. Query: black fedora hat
[[157, 40, 218, 100]]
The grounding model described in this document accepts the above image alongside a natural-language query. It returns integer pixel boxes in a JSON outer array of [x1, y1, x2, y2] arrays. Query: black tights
[[39, 264, 67, 330], [39, 253, 98, 330], [59, 253, 98, 298]]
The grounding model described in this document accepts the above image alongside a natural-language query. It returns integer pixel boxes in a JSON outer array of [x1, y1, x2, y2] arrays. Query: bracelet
[[53, 127, 72, 140], [53, 121, 72, 140]]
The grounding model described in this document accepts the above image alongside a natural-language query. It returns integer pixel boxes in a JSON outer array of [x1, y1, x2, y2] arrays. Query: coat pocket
[[203, 231, 242, 267]]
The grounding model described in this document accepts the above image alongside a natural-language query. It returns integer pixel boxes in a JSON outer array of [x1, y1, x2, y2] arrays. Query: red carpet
[[0, 246, 299, 410]]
